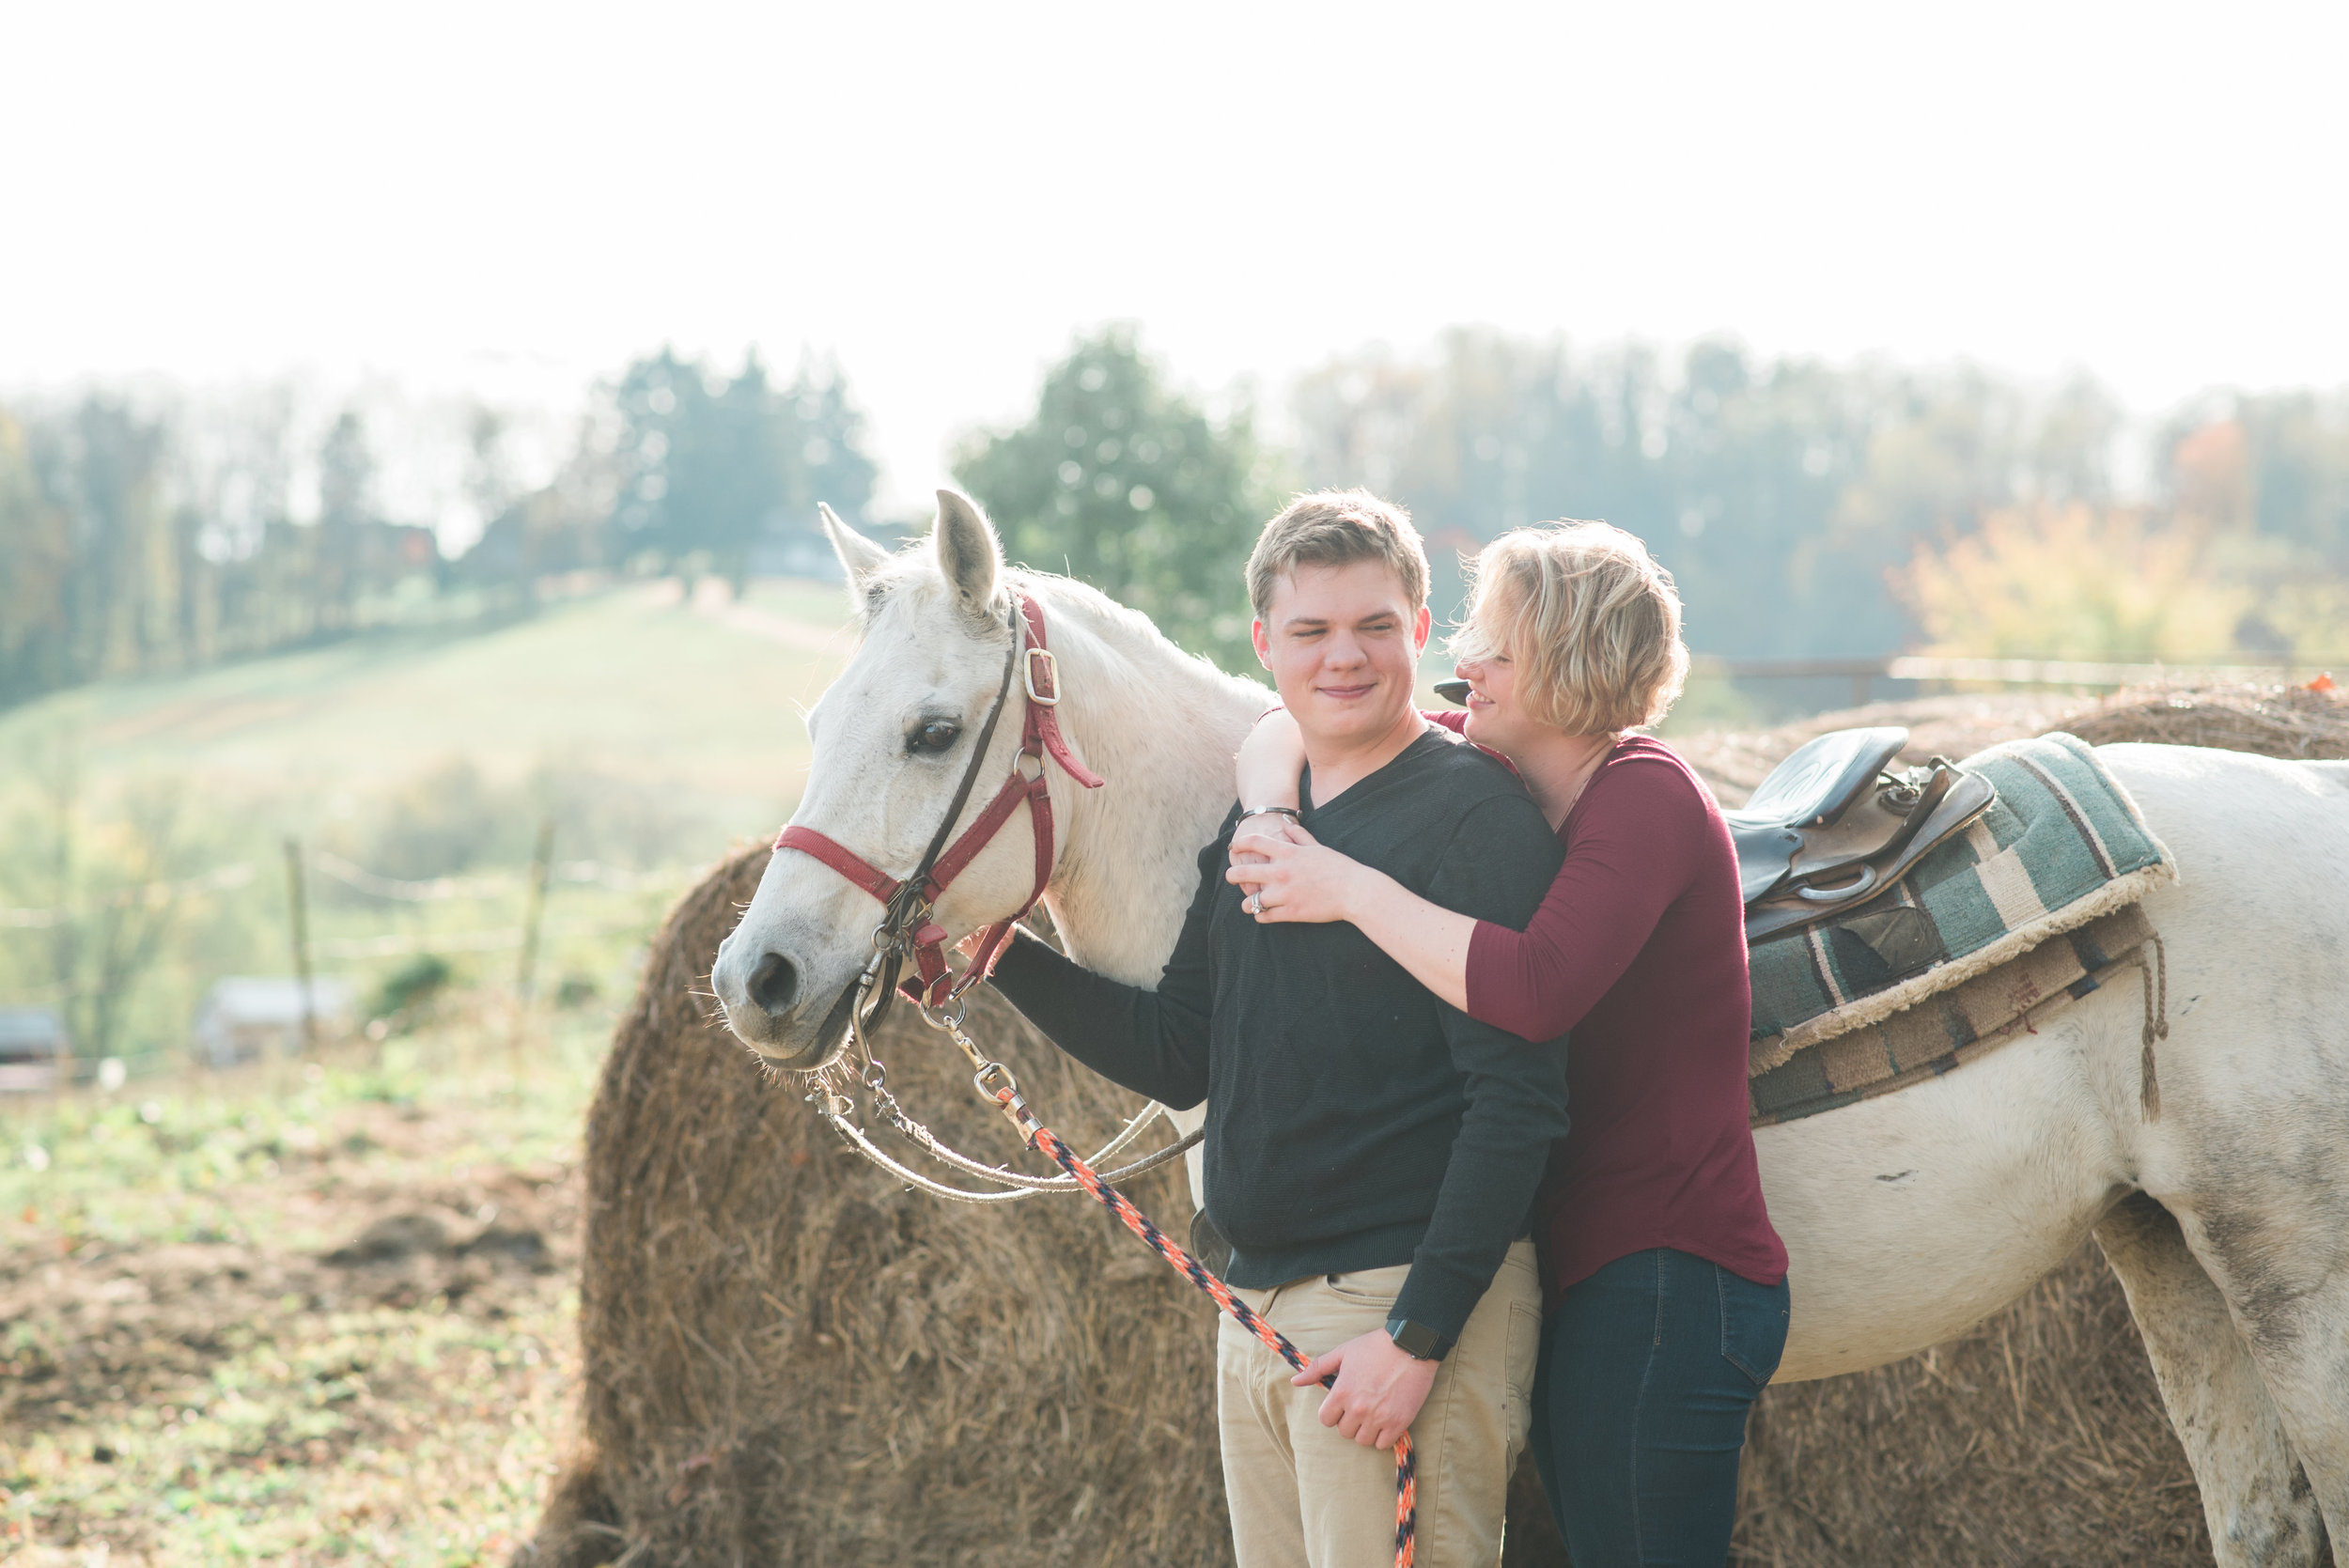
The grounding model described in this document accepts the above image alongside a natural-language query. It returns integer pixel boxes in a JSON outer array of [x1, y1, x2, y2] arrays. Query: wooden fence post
[[516, 817, 555, 1004], [283, 836, 317, 1054]]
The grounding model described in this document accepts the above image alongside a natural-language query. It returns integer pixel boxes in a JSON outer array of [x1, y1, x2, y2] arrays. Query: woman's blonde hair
[[1449, 520, 1688, 735]]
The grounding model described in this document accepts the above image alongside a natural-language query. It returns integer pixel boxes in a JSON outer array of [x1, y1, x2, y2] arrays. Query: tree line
[[956, 328, 2349, 670], [0, 351, 878, 711], [6, 330, 2346, 712]]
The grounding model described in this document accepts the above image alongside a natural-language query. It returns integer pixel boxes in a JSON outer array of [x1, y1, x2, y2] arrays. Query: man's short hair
[[1450, 520, 1689, 735], [1246, 489, 1431, 621]]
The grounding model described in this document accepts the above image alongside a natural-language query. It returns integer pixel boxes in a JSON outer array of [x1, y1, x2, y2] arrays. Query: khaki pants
[[1217, 1240, 1542, 1568]]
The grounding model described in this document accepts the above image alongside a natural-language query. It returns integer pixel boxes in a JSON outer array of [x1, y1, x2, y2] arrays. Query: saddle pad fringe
[[1750, 905, 2159, 1127]]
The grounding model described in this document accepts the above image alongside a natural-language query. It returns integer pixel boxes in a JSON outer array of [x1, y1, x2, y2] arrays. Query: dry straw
[[525, 849, 1227, 1568], [527, 681, 2349, 1568]]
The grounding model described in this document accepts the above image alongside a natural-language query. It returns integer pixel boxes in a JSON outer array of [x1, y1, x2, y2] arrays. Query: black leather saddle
[[1730, 727, 1997, 942], [1727, 727, 1909, 900]]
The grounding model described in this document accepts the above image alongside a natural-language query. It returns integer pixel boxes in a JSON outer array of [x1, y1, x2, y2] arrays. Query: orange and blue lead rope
[[1023, 1116, 1418, 1567]]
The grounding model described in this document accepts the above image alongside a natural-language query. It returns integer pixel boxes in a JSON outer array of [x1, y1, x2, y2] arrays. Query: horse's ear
[[932, 489, 1001, 610], [820, 503, 892, 610]]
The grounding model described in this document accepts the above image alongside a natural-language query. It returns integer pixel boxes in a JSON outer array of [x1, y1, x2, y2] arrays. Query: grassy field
[[0, 577, 870, 1078], [0, 582, 878, 1564], [0, 577, 861, 822], [0, 1002, 606, 1566]]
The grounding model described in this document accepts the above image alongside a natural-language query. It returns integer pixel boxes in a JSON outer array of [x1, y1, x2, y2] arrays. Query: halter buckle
[[1023, 647, 1062, 706]]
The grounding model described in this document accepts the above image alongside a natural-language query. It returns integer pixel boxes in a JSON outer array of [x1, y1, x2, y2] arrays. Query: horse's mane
[[855, 539, 1267, 704]]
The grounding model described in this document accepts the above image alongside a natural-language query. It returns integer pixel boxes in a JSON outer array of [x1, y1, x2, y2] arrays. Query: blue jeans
[[1529, 1248, 1791, 1567]]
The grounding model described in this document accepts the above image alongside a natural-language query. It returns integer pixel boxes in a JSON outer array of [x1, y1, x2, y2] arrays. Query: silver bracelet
[[1239, 805, 1302, 824]]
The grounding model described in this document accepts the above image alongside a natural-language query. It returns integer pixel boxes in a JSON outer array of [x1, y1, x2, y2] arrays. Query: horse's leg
[[2093, 1192, 2328, 1567], [2165, 1186, 2349, 1559], [2094, 749, 2349, 1555]]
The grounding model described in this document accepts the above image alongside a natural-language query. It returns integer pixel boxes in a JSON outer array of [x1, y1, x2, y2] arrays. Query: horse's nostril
[[747, 952, 800, 1017]]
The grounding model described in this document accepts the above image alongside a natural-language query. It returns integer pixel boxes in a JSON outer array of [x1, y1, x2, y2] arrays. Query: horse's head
[[711, 489, 1070, 1071]]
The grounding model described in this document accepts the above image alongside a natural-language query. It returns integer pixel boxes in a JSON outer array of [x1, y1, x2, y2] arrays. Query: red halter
[[775, 590, 1106, 1010]]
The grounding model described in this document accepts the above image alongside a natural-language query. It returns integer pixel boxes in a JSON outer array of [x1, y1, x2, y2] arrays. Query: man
[[988, 490, 1567, 1567]]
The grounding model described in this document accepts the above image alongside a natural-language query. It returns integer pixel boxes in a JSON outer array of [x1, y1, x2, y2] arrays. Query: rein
[[774, 584, 1418, 1568]]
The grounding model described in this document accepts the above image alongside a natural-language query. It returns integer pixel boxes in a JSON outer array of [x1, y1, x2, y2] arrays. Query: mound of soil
[[0, 1084, 582, 1563]]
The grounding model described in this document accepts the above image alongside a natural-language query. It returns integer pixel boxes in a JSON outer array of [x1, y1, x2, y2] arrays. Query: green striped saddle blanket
[[1745, 733, 2175, 1126]]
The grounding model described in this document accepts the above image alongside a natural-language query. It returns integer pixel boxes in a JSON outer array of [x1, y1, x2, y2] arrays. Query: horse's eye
[[909, 721, 961, 755]]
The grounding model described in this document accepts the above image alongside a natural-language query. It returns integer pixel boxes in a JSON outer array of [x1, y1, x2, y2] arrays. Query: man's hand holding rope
[[1293, 1328, 1439, 1452]]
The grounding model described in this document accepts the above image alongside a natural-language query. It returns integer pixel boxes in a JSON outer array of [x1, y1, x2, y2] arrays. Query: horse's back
[[2094, 739, 2349, 1032], [2097, 741, 2349, 915]]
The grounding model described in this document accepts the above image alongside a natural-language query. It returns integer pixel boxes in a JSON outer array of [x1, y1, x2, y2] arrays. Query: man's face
[[1252, 559, 1432, 751]]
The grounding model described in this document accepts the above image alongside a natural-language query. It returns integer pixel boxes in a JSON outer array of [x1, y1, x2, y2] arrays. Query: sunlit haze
[[8, 0, 2344, 526]]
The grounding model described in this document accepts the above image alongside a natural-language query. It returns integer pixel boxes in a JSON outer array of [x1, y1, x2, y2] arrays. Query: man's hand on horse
[[1292, 1327, 1439, 1451]]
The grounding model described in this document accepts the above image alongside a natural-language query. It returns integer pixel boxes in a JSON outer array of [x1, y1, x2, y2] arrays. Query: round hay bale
[[1731, 1246, 2212, 1566], [2060, 680, 2349, 758], [524, 846, 1229, 1567], [532, 686, 2347, 1567]]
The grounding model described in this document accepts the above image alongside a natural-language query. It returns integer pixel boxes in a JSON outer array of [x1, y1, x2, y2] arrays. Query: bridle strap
[[774, 825, 901, 905], [892, 596, 1026, 927], [772, 585, 1105, 1013], [1012, 593, 1106, 790]]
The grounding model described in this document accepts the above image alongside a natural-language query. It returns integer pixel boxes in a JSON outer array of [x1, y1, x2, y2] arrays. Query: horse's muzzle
[[723, 978, 858, 1075]]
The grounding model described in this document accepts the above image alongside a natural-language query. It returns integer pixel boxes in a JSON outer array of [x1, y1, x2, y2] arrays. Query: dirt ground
[[0, 1016, 598, 1566]]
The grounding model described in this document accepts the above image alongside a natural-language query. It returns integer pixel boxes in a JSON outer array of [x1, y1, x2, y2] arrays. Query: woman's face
[[1453, 632, 1541, 756]]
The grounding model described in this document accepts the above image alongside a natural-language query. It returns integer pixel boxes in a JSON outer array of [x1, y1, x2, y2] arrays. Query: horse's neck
[[1030, 583, 1268, 987]]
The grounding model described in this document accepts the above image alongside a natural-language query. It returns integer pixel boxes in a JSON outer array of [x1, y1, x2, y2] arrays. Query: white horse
[[712, 490, 2349, 1566]]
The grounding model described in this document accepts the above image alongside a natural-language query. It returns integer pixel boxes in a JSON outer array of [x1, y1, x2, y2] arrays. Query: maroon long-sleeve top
[[1430, 712, 1787, 1296]]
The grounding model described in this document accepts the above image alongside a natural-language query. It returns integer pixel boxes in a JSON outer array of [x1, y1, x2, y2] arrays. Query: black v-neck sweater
[[989, 727, 1570, 1341]]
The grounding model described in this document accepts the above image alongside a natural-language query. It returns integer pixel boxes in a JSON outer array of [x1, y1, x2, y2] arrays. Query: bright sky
[[7, 0, 2345, 528]]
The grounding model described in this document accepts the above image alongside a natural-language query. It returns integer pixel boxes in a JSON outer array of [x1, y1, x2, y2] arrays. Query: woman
[[1227, 520, 1787, 1567]]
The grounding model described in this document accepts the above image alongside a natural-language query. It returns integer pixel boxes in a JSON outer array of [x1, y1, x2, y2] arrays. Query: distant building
[[193, 978, 354, 1068], [0, 1007, 71, 1094]]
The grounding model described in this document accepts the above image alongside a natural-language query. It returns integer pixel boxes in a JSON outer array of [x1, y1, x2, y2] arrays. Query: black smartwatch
[[1385, 1315, 1455, 1362]]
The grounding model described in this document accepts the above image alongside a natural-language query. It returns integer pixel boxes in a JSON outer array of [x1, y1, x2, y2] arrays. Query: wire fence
[[2, 827, 697, 1087], [1696, 653, 2342, 708]]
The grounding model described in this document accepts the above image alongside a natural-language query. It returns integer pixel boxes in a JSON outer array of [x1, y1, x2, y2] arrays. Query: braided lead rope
[[1022, 1115, 1418, 1568], [812, 1097, 1056, 1204], [871, 1028, 1184, 1178], [826, 995, 1417, 1563], [843, 998, 1202, 1196], [812, 1089, 1203, 1204], [882, 1096, 1202, 1189]]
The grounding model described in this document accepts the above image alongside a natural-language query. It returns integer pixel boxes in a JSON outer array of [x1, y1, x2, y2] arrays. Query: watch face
[[1386, 1317, 1443, 1359]]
